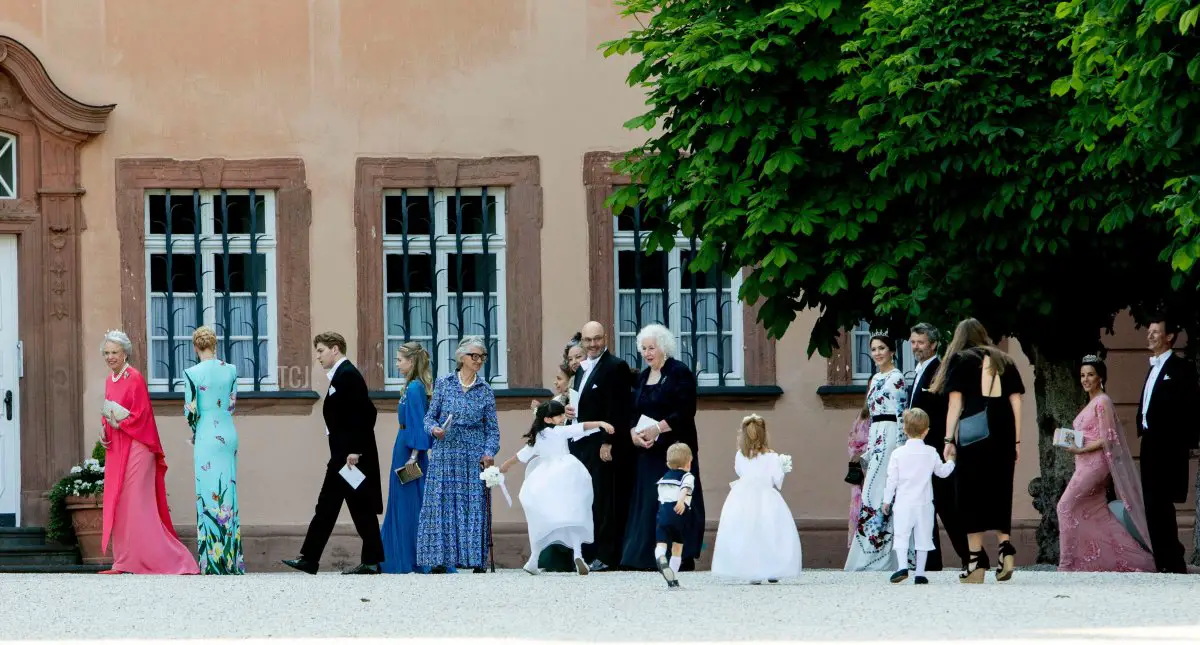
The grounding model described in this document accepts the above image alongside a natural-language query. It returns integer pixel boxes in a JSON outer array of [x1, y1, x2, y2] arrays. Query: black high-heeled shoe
[[996, 540, 1016, 581], [959, 549, 989, 584]]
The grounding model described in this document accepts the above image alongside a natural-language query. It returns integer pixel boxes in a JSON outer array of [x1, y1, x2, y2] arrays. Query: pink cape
[[101, 366, 179, 554]]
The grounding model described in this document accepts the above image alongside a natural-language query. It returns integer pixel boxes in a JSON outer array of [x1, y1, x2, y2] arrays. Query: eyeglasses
[[465, 352, 488, 361]]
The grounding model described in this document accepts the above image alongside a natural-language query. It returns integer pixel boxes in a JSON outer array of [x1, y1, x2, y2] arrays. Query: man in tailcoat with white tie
[[284, 332, 384, 575], [907, 322, 969, 571], [1136, 315, 1199, 574]]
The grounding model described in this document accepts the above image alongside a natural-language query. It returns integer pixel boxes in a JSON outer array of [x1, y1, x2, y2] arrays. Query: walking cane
[[486, 482, 496, 573]]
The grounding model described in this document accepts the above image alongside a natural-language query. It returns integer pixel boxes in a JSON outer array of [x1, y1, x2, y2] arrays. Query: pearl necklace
[[110, 363, 129, 382], [458, 372, 477, 390]]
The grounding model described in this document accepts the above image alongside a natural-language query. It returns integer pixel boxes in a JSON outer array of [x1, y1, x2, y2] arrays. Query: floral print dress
[[183, 358, 243, 575], [844, 368, 907, 572], [416, 372, 501, 570]]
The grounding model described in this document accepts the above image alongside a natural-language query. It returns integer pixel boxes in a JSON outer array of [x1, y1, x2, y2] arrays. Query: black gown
[[620, 358, 705, 570], [946, 350, 1025, 534]]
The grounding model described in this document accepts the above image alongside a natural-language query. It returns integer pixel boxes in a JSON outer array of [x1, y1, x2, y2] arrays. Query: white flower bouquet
[[479, 465, 512, 507], [779, 454, 793, 474]]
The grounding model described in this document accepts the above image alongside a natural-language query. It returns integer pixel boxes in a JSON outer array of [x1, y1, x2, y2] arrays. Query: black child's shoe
[[914, 576, 929, 585], [889, 568, 909, 584], [656, 556, 678, 588], [282, 558, 318, 575]]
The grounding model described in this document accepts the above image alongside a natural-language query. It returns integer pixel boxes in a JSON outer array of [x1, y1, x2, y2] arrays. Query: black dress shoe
[[471, 566, 488, 573], [342, 563, 380, 575], [588, 559, 609, 572], [914, 576, 929, 584], [282, 558, 318, 575], [889, 568, 909, 584]]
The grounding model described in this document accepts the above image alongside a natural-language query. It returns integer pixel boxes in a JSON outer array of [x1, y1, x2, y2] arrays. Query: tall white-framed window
[[850, 320, 915, 384], [144, 189, 278, 392], [613, 207, 743, 386], [0, 132, 16, 199], [382, 187, 507, 388]]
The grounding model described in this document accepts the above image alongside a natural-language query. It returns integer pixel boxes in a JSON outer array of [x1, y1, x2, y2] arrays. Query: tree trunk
[[1026, 347, 1087, 564]]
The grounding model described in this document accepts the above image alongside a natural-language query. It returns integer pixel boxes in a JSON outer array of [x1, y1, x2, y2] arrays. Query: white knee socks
[[669, 556, 681, 573], [655, 544, 667, 559], [915, 551, 928, 576]]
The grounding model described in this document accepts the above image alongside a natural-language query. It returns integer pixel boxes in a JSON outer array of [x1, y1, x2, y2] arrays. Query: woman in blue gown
[[380, 342, 434, 574]]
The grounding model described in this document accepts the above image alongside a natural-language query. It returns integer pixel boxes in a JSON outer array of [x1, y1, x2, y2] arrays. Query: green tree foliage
[[603, 0, 1185, 362], [1056, 0, 1200, 280]]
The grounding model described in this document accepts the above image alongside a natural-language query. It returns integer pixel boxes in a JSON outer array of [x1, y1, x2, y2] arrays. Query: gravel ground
[[1, 569, 1198, 643]]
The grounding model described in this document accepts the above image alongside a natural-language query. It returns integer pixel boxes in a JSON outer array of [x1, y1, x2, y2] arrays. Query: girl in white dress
[[710, 414, 802, 583], [499, 399, 614, 576]]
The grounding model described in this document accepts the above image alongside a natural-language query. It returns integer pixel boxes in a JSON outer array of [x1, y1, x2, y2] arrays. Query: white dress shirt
[[324, 357, 347, 436], [575, 349, 606, 417], [1140, 350, 1172, 429], [883, 439, 955, 508], [913, 356, 935, 394]]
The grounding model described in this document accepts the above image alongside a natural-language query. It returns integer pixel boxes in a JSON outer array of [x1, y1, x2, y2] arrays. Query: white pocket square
[[591, 384, 598, 389], [1163, 375, 1171, 381], [328, 385, 337, 395]]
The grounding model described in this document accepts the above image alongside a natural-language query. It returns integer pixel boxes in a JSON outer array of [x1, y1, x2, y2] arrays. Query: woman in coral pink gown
[[99, 330, 199, 575], [1056, 355, 1154, 573]]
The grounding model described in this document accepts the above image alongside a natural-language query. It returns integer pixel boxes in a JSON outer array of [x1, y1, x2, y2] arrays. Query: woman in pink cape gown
[[1056, 356, 1154, 572], [100, 331, 198, 575]]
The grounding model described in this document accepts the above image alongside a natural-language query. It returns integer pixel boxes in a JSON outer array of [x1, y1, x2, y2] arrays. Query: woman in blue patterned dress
[[416, 336, 501, 573], [380, 342, 434, 573], [183, 326, 244, 575], [844, 333, 908, 572]]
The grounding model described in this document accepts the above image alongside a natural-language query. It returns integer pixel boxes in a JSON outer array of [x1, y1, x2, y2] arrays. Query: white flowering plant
[[46, 440, 107, 544], [479, 465, 503, 488]]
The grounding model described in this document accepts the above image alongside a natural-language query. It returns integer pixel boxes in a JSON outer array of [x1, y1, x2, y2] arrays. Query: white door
[[0, 235, 19, 526]]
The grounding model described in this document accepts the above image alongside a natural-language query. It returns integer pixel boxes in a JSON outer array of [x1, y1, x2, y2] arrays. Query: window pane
[[386, 293, 435, 379], [680, 291, 732, 334], [680, 249, 731, 290], [149, 293, 199, 383], [149, 253, 199, 293], [448, 293, 500, 356], [446, 193, 499, 235], [446, 253, 498, 292], [680, 332, 734, 379], [148, 193, 199, 235], [213, 193, 268, 235], [215, 294, 269, 343], [384, 191, 433, 236], [614, 200, 665, 233], [617, 250, 667, 290], [0, 135, 14, 198], [215, 253, 269, 293], [386, 253, 434, 294]]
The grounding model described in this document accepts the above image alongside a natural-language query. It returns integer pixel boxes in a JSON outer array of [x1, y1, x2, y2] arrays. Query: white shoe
[[523, 560, 539, 575], [574, 557, 590, 575]]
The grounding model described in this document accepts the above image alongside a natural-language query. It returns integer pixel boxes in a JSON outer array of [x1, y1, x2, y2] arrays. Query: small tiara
[[1081, 354, 1102, 364]]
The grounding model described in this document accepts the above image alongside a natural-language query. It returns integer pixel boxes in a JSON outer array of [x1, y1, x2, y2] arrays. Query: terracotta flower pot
[[65, 495, 112, 565]]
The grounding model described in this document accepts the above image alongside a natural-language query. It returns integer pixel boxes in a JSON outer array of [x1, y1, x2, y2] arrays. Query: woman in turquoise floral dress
[[183, 326, 244, 575]]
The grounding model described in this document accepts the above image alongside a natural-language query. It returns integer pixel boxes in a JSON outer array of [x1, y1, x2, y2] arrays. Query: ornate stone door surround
[[0, 36, 114, 523]]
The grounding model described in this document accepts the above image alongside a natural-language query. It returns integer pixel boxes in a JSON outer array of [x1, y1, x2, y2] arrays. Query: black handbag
[[844, 461, 864, 486], [958, 370, 998, 447]]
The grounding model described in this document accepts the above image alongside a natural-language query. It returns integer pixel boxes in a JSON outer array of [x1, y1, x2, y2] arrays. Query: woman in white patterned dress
[[844, 333, 908, 572]]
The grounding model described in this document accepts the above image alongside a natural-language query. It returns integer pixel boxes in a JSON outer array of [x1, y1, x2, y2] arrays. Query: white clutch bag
[[1053, 427, 1084, 449], [102, 399, 131, 424]]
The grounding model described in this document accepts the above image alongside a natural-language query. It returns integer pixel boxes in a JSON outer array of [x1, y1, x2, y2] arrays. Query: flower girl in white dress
[[499, 399, 614, 576], [711, 414, 802, 583]]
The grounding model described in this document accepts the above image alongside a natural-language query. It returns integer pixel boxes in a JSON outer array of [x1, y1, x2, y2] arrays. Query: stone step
[[0, 528, 48, 548], [0, 544, 80, 566], [0, 563, 107, 574]]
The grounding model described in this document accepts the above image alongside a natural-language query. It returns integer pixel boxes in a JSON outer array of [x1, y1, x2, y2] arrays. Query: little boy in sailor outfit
[[883, 408, 955, 584], [653, 442, 695, 588]]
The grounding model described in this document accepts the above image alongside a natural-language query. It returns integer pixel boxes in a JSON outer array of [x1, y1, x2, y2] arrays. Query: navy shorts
[[655, 502, 691, 544]]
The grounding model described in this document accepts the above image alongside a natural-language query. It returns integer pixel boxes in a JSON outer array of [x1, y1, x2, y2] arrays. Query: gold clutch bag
[[397, 461, 423, 484]]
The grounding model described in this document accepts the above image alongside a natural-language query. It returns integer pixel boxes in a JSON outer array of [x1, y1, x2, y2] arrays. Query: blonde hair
[[903, 408, 930, 439], [738, 414, 770, 459], [398, 341, 433, 398], [666, 442, 693, 469], [929, 318, 1010, 394], [192, 325, 218, 353]]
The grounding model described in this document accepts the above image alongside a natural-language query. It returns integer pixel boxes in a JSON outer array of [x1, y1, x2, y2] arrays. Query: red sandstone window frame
[[354, 156, 546, 412], [115, 158, 316, 415], [582, 152, 778, 406]]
